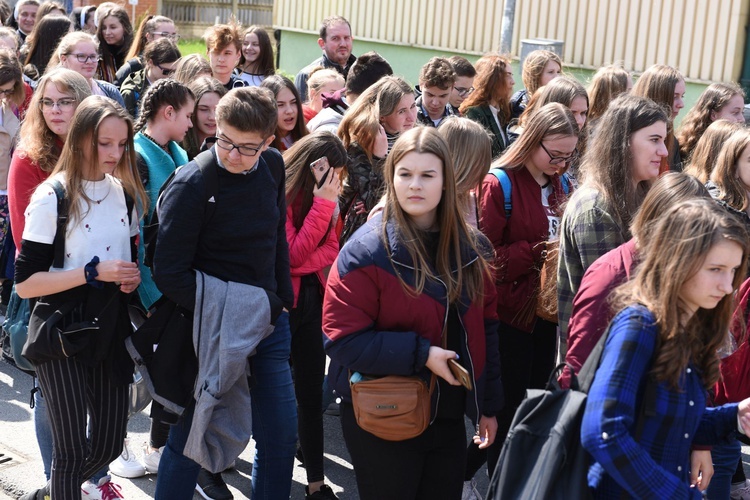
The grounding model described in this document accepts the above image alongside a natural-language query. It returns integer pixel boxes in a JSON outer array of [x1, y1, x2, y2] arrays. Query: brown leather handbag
[[535, 240, 560, 324], [350, 373, 436, 441]]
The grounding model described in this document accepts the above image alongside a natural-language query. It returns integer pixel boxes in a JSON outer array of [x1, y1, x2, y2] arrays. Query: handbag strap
[[50, 180, 68, 269]]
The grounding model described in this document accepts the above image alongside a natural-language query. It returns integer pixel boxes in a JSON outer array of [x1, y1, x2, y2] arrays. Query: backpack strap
[[489, 167, 512, 217], [49, 180, 68, 269], [560, 173, 570, 196]]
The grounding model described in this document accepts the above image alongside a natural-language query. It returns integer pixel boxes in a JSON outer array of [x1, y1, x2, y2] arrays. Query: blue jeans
[[34, 389, 52, 481], [155, 312, 298, 500], [707, 437, 741, 500]]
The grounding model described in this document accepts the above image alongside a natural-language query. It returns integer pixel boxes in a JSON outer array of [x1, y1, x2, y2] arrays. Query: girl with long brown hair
[[581, 198, 750, 498], [706, 127, 750, 229], [261, 74, 308, 151], [284, 132, 347, 500], [461, 54, 515, 158], [684, 119, 743, 183], [323, 126, 501, 500], [586, 63, 632, 128]]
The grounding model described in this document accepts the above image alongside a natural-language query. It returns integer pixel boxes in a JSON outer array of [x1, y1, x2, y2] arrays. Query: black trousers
[[341, 402, 466, 500], [289, 275, 326, 483], [36, 356, 128, 498], [465, 318, 557, 480]]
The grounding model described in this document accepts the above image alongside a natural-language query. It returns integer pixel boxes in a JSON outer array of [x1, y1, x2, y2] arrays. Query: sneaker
[[109, 438, 146, 478], [141, 443, 163, 474], [94, 476, 124, 500], [461, 479, 481, 500], [731, 479, 750, 500], [19, 483, 50, 500], [305, 484, 339, 499], [195, 469, 233, 500], [81, 480, 101, 500]]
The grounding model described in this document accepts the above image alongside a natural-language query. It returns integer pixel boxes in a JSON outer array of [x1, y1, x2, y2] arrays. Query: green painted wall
[[277, 29, 707, 126]]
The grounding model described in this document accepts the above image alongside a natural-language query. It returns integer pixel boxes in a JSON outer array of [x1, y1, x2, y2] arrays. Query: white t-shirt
[[23, 173, 139, 271], [541, 181, 560, 241], [239, 72, 265, 87]]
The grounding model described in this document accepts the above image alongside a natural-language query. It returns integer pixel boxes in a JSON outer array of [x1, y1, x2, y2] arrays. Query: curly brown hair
[[418, 57, 455, 90], [459, 53, 512, 125]]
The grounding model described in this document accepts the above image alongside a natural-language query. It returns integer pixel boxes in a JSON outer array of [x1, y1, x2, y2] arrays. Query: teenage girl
[[261, 75, 308, 151], [586, 63, 632, 130], [116, 14, 177, 85], [238, 25, 275, 86], [284, 132, 347, 500], [678, 82, 746, 161], [461, 54, 515, 159], [510, 49, 562, 118], [303, 68, 344, 122], [631, 64, 686, 172], [323, 126, 502, 500], [706, 128, 750, 229], [172, 53, 212, 84], [22, 13, 71, 80], [684, 120, 743, 183], [95, 4, 133, 83], [437, 117, 492, 228], [557, 95, 668, 353], [475, 102, 578, 480], [183, 76, 226, 160], [581, 198, 750, 499], [133, 78, 195, 310], [337, 78, 391, 244], [52, 31, 124, 106], [15, 95, 146, 499], [119, 38, 181, 118]]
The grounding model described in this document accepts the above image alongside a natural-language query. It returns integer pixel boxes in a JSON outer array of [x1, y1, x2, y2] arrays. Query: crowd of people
[[1, 3, 750, 500]]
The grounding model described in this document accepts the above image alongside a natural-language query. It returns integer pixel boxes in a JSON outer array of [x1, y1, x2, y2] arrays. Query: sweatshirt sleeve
[[8, 152, 46, 250]]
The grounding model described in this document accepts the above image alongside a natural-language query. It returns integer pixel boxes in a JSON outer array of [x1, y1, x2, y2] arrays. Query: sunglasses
[[155, 63, 175, 77]]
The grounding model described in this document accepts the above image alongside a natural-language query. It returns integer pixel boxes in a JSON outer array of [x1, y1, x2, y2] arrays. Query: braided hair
[[134, 78, 195, 131]]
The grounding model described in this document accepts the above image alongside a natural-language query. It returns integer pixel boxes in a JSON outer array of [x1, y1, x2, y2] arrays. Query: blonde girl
[[510, 49, 562, 118]]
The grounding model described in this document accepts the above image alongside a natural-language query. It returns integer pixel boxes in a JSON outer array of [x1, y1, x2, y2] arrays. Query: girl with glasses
[[120, 38, 180, 118], [474, 102, 578, 483], [115, 14, 177, 86], [461, 54, 515, 159], [52, 31, 125, 107], [558, 95, 668, 357]]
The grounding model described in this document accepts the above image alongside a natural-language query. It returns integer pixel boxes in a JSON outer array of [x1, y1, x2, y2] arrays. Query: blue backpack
[[489, 168, 570, 217]]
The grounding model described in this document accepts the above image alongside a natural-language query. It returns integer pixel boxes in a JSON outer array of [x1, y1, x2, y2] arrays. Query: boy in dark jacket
[[151, 86, 296, 500], [415, 57, 457, 127]]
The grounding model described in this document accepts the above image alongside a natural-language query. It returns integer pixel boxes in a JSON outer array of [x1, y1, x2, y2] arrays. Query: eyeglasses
[[155, 63, 175, 77], [0, 87, 15, 98], [40, 98, 77, 111], [67, 53, 100, 63], [153, 32, 180, 41], [455, 86, 474, 97], [215, 135, 266, 157], [540, 142, 579, 165]]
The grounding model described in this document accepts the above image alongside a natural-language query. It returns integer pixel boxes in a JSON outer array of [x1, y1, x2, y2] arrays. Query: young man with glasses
[[448, 55, 476, 113], [152, 86, 297, 500]]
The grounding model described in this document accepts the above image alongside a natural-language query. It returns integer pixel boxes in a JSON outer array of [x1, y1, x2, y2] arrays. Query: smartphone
[[448, 359, 472, 391], [310, 157, 331, 189]]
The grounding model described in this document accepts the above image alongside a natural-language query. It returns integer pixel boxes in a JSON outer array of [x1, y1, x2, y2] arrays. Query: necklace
[[91, 179, 111, 204], [143, 131, 169, 153]]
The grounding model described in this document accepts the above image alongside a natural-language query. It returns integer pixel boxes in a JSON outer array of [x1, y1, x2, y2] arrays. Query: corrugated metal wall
[[275, 0, 750, 82]]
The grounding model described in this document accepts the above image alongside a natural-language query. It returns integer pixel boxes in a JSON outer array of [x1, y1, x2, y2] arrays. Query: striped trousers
[[35, 356, 128, 499]]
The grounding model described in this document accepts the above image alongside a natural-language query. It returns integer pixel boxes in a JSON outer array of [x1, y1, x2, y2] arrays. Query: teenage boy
[[448, 55, 476, 113], [295, 15, 356, 101], [204, 22, 245, 91], [415, 57, 457, 127], [152, 87, 296, 500]]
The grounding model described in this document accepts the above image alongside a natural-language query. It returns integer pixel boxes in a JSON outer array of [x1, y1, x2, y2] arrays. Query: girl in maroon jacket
[[284, 131, 347, 500], [472, 102, 579, 481]]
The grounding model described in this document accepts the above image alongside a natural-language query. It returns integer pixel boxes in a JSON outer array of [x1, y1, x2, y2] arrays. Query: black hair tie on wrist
[[85, 256, 104, 289]]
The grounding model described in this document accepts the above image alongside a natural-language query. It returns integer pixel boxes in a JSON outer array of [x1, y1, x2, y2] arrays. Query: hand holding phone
[[310, 157, 331, 189], [311, 156, 340, 202], [448, 358, 472, 391]]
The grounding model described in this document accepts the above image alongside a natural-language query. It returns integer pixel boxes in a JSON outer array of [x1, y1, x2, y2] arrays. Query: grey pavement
[[0, 359, 490, 499]]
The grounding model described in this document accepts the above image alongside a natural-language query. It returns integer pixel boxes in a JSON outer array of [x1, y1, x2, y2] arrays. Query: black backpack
[[488, 323, 657, 500], [142, 149, 218, 269]]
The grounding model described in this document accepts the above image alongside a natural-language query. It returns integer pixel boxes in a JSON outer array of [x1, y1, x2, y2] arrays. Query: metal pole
[[500, 0, 517, 54]]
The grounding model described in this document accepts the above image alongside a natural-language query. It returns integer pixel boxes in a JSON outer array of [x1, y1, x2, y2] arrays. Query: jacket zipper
[[457, 313, 481, 431], [391, 254, 479, 425]]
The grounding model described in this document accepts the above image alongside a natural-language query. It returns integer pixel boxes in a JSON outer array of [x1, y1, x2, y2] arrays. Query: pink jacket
[[286, 195, 339, 307]]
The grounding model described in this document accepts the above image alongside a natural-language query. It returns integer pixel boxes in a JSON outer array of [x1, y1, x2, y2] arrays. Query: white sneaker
[[731, 479, 750, 500], [109, 438, 146, 478], [81, 480, 101, 500], [461, 479, 481, 500], [94, 476, 124, 500], [141, 443, 163, 474]]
